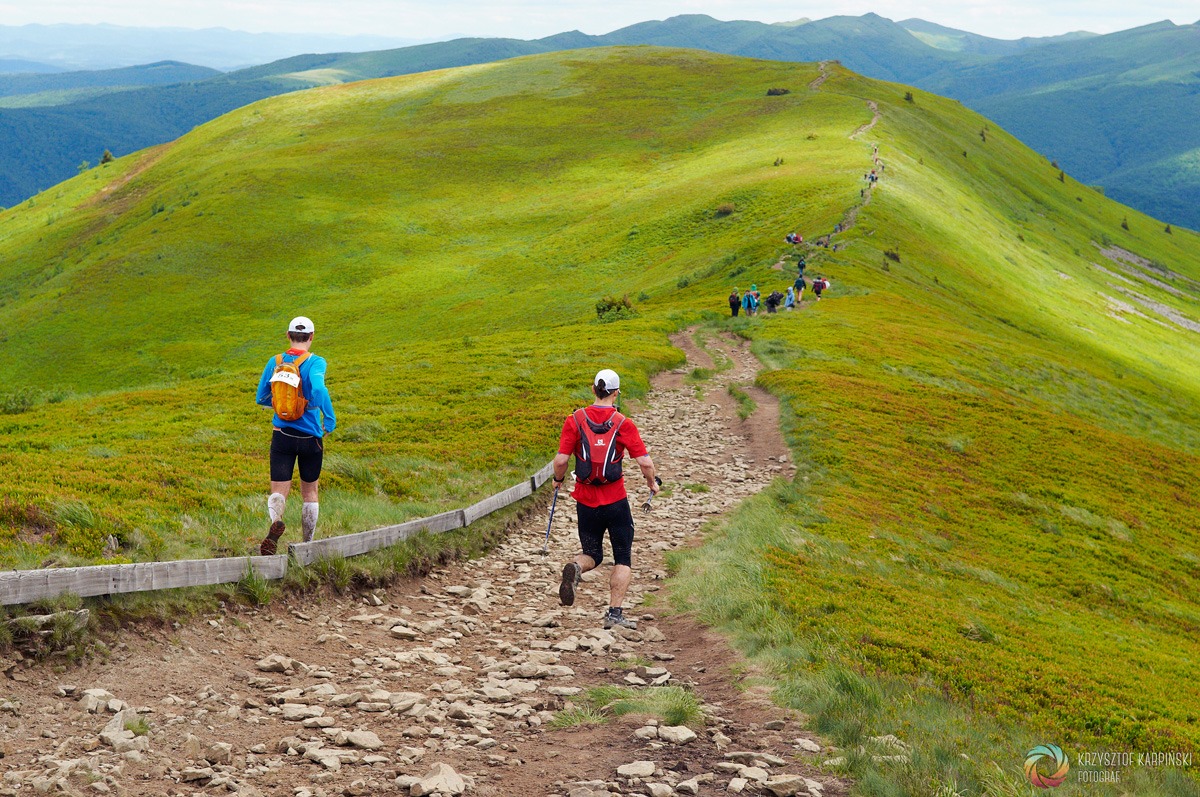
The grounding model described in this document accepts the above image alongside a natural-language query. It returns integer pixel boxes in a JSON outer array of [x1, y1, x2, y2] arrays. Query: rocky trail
[[0, 331, 852, 797]]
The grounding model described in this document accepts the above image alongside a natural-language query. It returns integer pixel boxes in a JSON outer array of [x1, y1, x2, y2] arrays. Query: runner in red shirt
[[552, 369, 660, 629]]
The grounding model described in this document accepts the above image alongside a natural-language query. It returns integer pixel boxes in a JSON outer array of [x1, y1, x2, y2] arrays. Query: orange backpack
[[269, 352, 311, 421]]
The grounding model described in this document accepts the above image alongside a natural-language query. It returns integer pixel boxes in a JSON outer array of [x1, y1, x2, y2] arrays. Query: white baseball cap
[[594, 369, 620, 390], [288, 316, 315, 334]]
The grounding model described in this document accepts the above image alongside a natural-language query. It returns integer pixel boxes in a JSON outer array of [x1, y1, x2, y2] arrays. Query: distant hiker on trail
[[256, 316, 336, 555], [812, 277, 832, 300], [794, 274, 807, 302], [797, 256, 807, 275], [742, 285, 760, 316], [785, 286, 796, 310], [765, 290, 784, 313], [729, 288, 741, 317], [553, 369, 659, 630]]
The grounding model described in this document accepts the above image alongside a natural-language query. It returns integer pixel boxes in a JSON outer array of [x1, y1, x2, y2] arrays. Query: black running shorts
[[576, 498, 635, 568], [270, 429, 324, 483]]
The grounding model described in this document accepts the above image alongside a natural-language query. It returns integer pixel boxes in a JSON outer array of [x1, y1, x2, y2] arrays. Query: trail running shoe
[[603, 609, 638, 630], [260, 520, 285, 556], [559, 562, 582, 606]]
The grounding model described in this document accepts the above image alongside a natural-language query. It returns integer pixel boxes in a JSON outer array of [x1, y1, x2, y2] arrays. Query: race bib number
[[270, 371, 302, 388]]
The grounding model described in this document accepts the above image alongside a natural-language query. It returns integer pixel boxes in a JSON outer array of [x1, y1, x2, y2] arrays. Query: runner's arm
[[256, 359, 274, 407], [552, 453, 571, 483], [552, 416, 578, 485], [635, 455, 659, 495], [309, 360, 336, 433]]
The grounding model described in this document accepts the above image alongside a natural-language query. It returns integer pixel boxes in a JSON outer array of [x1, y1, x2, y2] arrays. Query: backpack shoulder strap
[[598, 412, 625, 468], [606, 412, 628, 447], [572, 409, 590, 460], [276, 353, 284, 367], [293, 351, 312, 367], [572, 408, 588, 439]]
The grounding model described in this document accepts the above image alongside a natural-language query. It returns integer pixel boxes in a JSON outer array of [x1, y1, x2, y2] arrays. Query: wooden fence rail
[[0, 460, 555, 606], [0, 556, 287, 605]]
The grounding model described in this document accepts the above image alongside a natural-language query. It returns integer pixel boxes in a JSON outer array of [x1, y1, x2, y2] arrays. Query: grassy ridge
[[8, 16, 1198, 232], [0, 49, 864, 567], [669, 68, 1200, 794]]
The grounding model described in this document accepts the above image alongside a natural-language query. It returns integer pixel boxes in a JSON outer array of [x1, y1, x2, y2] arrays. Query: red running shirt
[[557, 406, 648, 508]]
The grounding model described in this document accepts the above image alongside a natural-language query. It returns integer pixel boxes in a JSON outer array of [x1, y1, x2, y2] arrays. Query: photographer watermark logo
[[1025, 744, 1070, 788]]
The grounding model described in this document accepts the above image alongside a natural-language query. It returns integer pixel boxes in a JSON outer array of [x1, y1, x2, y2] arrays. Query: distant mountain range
[[0, 62, 220, 101], [898, 18, 1096, 55], [2, 14, 1198, 228], [0, 23, 432, 71]]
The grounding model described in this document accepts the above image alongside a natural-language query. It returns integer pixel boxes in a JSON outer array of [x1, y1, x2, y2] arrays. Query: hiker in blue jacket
[[255, 316, 336, 554], [742, 284, 760, 316]]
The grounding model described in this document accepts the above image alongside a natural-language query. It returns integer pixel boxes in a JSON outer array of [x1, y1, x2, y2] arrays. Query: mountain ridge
[[0, 22, 430, 70], [2, 14, 1199, 228]]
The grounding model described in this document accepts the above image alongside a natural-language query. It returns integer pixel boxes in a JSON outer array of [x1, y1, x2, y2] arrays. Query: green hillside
[[2, 48, 1200, 793], [0, 48, 864, 565], [924, 21, 1200, 229], [5, 14, 1200, 235], [0, 13, 978, 210], [0, 77, 308, 206]]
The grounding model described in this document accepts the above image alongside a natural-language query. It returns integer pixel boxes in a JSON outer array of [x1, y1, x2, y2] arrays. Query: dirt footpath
[[0, 330, 848, 797]]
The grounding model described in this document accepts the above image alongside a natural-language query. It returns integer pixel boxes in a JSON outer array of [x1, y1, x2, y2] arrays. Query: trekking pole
[[540, 486, 560, 556], [641, 476, 664, 512]]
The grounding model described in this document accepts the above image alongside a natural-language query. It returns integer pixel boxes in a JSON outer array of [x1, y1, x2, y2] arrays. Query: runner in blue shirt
[[256, 316, 336, 554]]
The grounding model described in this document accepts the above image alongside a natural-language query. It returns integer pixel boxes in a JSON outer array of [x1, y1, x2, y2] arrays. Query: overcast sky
[[1, 0, 1196, 42]]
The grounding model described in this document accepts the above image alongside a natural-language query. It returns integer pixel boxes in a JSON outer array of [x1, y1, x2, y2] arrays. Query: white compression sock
[[302, 502, 319, 542], [268, 493, 287, 524]]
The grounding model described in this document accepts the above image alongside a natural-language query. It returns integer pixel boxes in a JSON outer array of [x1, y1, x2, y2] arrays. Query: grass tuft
[[124, 716, 151, 736], [727, 384, 756, 420], [548, 706, 607, 729], [584, 685, 704, 728], [236, 564, 276, 606]]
